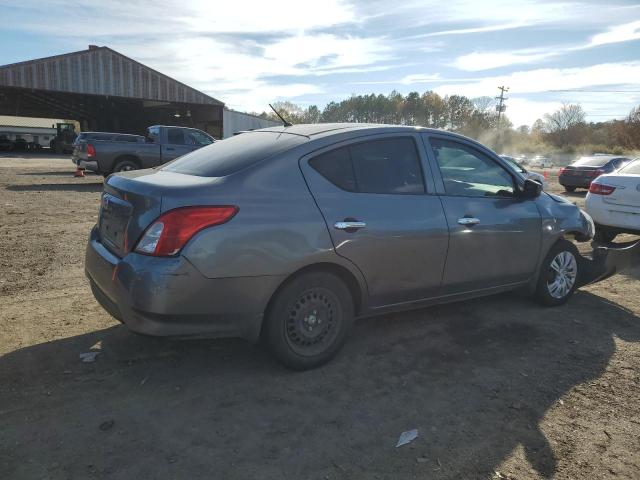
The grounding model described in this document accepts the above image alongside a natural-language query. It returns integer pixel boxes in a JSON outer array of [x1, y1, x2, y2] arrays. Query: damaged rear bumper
[[577, 240, 640, 287]]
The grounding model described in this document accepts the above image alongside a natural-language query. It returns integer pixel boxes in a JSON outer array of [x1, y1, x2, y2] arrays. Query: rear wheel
[[112, 159, 139, 173], [535, 240, 580, 306], [264, 272, 354, 370], [564, 186, 576, 193]]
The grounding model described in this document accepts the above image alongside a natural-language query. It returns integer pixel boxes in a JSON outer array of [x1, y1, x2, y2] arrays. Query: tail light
[[559, 167, 566, 175], [135, 206, 238, 256], [594, 169, 605, 177], [589, 183, 616, 195], [86, 143, 96, 158]]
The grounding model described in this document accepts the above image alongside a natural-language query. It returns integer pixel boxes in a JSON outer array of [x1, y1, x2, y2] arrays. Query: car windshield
[[618, 159, 640, 175]]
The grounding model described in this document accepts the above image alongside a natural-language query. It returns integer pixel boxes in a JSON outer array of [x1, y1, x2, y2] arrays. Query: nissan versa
[[85, 124, 637, 369]]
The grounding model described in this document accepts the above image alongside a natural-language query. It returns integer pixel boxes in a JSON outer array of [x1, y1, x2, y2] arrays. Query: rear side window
[[309, 147, 356, 191], [309, 137, 425, 194]]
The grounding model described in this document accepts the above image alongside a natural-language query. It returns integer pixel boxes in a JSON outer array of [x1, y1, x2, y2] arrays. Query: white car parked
[[585, 158, 640, 242]]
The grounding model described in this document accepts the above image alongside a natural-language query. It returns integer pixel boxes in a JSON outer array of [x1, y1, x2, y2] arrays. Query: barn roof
[[0, 46, 223, 106]]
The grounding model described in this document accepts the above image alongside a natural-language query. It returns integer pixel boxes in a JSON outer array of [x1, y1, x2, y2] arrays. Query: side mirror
[[522, 178, 543, 199]]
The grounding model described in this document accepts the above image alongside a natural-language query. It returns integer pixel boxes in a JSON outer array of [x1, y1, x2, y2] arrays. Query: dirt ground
[[1, 153, 639, 480]]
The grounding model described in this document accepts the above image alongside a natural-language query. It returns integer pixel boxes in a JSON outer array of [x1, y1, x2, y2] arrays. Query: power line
[[547, 89, 640, 93]]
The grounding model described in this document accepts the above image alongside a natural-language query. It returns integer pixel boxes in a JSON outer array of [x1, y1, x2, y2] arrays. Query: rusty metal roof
[[0, 46, 223, 106]]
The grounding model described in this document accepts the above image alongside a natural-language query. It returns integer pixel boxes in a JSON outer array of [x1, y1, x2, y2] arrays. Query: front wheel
[[535, 240, 580, 306], [263, 272, 354, 370]]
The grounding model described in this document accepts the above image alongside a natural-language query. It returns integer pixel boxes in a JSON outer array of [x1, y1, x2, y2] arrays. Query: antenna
[[269, 104, 293, 127]]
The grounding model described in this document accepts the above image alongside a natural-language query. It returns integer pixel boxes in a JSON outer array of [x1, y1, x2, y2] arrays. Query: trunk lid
[[601, 174, 640, 208], [563, 165, 603, 180], [98, 169, 219, 257]]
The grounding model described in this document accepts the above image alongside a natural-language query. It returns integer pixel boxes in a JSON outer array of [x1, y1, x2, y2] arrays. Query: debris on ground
[[396, 429, 419, 447], [79, 352, 100, 363], [99, 420, 114, 431]]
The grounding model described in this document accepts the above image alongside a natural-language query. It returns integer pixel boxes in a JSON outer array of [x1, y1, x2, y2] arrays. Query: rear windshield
[[619, 159, 640, 175], [573, 156, 610, 167], [162, 132, 307, 177]]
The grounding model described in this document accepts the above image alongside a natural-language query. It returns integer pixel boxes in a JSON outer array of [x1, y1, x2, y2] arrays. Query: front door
[[162, 128, 193, 162], [300, 134, 449, 307], [423, 135, 542, 294]]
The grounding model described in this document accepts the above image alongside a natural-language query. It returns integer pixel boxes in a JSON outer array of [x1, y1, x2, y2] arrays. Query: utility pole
[[495, 86, 509, 152]]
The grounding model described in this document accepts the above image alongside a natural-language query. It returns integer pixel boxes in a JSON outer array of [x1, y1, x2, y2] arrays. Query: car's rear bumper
[[79, 160, 98, 172], [559, 175, 592, 188], [85, 227, 284, 342]]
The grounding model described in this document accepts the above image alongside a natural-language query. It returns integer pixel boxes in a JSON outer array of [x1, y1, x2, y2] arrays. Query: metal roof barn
[[0, 46, 224, 137]]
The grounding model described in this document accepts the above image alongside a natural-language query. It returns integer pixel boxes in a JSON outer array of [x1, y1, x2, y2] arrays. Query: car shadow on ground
[[6, 183, 103, 193], [19, 171, 100, 177], [561, 190, 587, 199], [1, 291, 639, 479]]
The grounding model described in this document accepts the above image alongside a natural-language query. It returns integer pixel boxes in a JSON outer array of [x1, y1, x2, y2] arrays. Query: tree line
[[255, 91, 640, 154]]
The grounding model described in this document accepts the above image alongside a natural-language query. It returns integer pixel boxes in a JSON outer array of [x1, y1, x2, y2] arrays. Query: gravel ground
[[1, 153, 639, 480]]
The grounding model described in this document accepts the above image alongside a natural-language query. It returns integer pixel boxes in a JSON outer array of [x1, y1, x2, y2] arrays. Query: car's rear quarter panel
[[177, 146, 356, 279]]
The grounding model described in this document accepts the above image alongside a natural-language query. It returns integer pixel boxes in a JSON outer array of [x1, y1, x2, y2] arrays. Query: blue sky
[[1, 0, 639, 126]]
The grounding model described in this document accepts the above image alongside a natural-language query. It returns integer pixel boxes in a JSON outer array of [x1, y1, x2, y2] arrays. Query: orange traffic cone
[[73, 167, 85, 178], [543, 171, 549, 180]]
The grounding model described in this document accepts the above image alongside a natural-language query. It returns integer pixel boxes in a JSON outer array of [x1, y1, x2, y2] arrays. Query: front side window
[[185, 130, 214, 146], [309, 137, 425, 194], [430, 138, 514, 197], [167, 128, 185, 145]]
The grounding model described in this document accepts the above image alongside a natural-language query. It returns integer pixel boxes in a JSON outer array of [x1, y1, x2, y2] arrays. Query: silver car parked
[[87, 123, 626, 369]]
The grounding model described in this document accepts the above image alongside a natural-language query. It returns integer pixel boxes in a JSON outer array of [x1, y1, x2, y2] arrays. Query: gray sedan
[[85, 123, 633, 369]]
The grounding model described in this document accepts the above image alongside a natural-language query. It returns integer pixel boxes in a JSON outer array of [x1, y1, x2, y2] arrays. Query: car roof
[[577, 155, 628, 161], [247, 122, 468, 140]]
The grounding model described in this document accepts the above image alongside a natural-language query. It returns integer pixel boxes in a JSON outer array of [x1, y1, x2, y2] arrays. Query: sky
[[0, 0, 639, 126]]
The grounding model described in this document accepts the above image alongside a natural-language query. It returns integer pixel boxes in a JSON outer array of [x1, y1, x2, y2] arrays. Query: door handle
[[458, 217, 480, 226], [166, 147, 175, 151], [334, 221, 366, 231]]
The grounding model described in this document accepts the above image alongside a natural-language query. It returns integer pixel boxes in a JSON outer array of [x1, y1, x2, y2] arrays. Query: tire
[[564, 186, 576, 193], [263, 272, 354, 370], [112, 159, 139, 173], [594, 226, 617, 244], [535, 240, 580, 306]]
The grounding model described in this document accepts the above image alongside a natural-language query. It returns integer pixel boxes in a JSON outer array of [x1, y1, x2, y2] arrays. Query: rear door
[[162, 128, 192, 161], [300, 134, 449, 307], [423, 134, 542, 293]]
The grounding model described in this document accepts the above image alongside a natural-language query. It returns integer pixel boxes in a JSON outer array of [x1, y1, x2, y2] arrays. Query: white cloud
[[588, 20, 640, 47], [434, 62, 640, 98], [501, 98, 563, 127], [453, 51, 556, 71], [414, 22, 527, 38], [433, 62, 640, 125]]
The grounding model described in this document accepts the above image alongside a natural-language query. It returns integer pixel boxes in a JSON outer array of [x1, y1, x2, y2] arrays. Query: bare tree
[[543, 103, 586, 146], [543, 103, 586, 132]]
